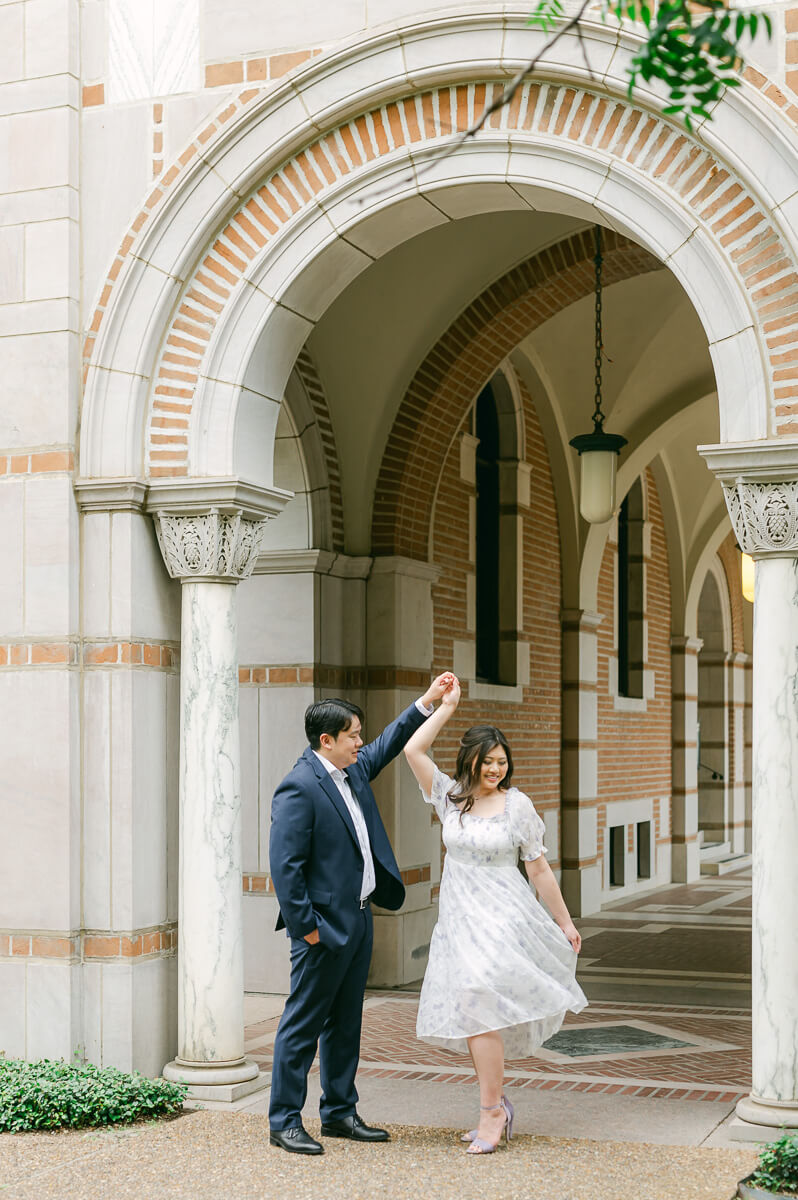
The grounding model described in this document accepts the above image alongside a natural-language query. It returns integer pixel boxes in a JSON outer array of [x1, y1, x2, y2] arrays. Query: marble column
[[148, 483, 286, 1108], [702, 443, 798, 1136]]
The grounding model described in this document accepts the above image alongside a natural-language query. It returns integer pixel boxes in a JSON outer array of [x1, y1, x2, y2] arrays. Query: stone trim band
[[0, 926, 178, 961]]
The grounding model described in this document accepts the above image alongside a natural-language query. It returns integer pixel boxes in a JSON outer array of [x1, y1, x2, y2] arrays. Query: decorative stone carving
[[153, 509, 265, 581], [721, 479, 798, 557]]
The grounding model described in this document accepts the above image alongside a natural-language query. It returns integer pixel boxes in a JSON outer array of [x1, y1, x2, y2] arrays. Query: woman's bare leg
[[466, 1031, 506, 1148]]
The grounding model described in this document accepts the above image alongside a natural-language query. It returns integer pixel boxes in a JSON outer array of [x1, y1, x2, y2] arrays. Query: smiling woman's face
[[478, 745, 508, 793]]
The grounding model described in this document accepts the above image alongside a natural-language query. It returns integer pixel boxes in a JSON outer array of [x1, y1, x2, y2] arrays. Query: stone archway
[[75, 11, 798, 1133], [79, 14, 798, 488]]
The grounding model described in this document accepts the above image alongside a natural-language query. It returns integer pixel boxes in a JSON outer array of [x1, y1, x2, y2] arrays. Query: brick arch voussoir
[[372, 231, 662, 560], [85, 74, 798, 479], [293, 348, 345, 553]]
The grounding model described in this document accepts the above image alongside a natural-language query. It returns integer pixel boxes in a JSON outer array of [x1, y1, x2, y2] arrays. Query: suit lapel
[[303, 748, 362, 858]]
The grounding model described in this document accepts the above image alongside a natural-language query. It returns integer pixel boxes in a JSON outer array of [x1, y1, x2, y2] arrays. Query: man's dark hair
[[305, 698, 364, 749]]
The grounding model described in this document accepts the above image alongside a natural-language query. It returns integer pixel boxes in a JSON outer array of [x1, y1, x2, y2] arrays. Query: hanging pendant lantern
[[570, 225, 627, 524]]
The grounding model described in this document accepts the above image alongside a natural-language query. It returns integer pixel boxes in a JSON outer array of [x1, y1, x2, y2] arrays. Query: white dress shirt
[[313, 752, 376, 901], [313, 699, 433, 902]]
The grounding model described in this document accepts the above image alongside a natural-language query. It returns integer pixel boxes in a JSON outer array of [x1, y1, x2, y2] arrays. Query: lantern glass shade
[[741, 552, 755, 604], [579, 449, 618, 524]]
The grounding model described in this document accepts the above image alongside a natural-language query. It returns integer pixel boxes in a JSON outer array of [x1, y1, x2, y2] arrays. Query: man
[[268, 675, 453, 1155]]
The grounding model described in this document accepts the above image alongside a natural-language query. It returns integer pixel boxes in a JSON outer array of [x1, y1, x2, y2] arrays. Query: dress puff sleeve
[[420, 763, 456, 822], [509, 789, 548, 861]]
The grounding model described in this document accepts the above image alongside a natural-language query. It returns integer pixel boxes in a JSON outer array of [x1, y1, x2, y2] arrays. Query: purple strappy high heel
[[464, 1095, 514, 1154]]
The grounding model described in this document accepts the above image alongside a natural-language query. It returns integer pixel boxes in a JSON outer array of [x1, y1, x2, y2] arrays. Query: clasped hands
[[420, 671, 460, 710]]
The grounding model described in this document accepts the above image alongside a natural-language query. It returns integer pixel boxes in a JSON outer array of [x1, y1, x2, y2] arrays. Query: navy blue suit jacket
[[269, 703, 428, 951]]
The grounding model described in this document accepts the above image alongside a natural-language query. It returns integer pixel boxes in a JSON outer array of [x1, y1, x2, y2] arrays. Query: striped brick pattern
[[82, 80, 798, 474], [373, 229, 659, 558], [1, 926, 177, 961], [0, 449, 74, 475], [294, 349, 345, 551]]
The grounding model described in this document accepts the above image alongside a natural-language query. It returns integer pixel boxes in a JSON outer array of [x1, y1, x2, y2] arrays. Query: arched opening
[[696, 568, 731, 862]]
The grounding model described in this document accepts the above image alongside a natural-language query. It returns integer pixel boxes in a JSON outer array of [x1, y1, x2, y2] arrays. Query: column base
[[728, 1094, 798, 1141], [164, 1057, 270, 1112]]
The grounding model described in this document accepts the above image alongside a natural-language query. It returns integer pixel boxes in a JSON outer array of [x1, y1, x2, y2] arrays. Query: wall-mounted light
[[741, 551, 755, 604], [569, 225, 627, 524]]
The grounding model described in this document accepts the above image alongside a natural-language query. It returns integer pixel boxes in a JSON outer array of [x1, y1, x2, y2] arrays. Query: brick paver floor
[[246, 868, 754, 1107]]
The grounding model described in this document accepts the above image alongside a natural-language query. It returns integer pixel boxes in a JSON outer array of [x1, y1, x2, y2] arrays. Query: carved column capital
[[720, 479, 798, 557], [145, 477, 289, 583], [153, 510, 265, 582], [699, 441, 798, 559]]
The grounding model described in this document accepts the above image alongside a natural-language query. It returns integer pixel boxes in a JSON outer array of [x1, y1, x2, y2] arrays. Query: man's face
[[319, 718, 363, 769]]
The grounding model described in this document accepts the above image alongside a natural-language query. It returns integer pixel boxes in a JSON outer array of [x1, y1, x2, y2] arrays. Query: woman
[[404, 676, 587, 1154]]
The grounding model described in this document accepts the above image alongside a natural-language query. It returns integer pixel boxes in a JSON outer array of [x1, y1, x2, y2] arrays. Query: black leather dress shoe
[[320, 1114, 390, 1142], [269, 1125, 324, 1154]]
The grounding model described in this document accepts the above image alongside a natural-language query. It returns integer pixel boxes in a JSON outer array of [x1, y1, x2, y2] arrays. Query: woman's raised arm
[[403, 677, 461, 796]]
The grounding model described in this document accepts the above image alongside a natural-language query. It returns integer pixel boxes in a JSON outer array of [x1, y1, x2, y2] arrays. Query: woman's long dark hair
[[447, 726, 514, 815]]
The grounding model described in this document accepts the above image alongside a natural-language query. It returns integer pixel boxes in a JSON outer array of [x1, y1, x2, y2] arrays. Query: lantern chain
[[592, 224, 605, 434]]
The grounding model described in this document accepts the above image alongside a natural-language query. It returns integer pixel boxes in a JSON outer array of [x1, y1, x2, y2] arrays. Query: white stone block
[[108, 669, 134, 928], [0, 479, 23, 632], [82, 670, 112, 929], [0, 672, 77, 927], [237, 571, 315, 663], [203, 0, 365, 61], [258, 491, 310, 552], [258, 686, 313, 867], [100, 961, 134, 1069], [81, 0, 106, 82], [0, 106, 76, 192], [82, 961, 103, 1064], [26, 961, 78, 1062], [0, 185, 77, 228], [0, 295, 77, 337], [0, 74, 78, 119], [132, 956, 177, 1077], [131, 671, 169, 929], [279, 230, 372, 323], [430, 181, 530, 221], [25, 0, 79, 79], [240, 685, 260, 874], [24, 474, 77, 635], [0, 331, 78, 447], [400, 19, 505, 88], [25, 218, 77, 303], [319, 573, 366, 668], [341, 194, 448, 258], [243, 894, 290, 993], [0, 224, 24, 302], [166, 672, 180, 923], [82, 512, 111, 636], [0, 4, 23, 84], [0, 961, 27, 1058], [123, 513, 181, 641], [163, 93, 227, 167], [80, 103, 150, 311]]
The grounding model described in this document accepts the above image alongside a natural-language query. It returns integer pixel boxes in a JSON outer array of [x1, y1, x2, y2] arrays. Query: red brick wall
[[429, 380, 562, 862], [596, 469, 673, 873]]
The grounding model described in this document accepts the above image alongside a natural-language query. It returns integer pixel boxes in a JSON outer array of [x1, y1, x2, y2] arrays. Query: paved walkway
[[1, 869, 762, 1199], [243, 866, 754, 1148]]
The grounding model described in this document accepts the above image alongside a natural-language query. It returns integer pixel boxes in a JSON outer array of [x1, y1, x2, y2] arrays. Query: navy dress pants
[[269, 906, 373, 1131]]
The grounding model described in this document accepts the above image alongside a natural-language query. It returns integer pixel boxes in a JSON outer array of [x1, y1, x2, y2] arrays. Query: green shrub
[[751, 1133, 798, 1196], [0, 1057, 187, 1132]]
